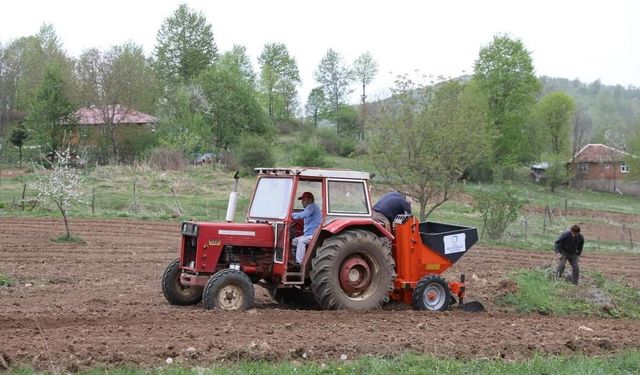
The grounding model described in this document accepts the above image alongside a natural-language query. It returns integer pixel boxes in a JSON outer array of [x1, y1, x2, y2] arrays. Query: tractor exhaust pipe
[[225, 171, 240, 222]]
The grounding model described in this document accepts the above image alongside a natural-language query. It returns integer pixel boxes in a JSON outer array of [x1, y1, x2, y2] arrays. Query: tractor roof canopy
[[254, 167, 371, 180]]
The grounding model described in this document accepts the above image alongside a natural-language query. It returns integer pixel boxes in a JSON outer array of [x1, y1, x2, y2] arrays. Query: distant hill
[[364, 76, 639, 151], [540, 76, 640, 150]]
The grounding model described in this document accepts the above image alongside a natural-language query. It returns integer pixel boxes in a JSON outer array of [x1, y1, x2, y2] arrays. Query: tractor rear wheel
[[310, 229, 396, 311], [413, 275, 451, 312], [162, 258, 203, 306], [202, 269, 254, 311]]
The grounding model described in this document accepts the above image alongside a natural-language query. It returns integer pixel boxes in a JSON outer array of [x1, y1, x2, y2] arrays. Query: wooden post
[[622, 224, 626, 241], [564, 199, 568, 217], [543, 212, 547, 236], [523, 215, 528, 240], [629, 228, 634, 249], [133, 180, 137, 213], [91, 186, 96, 215], [21, 183, 26, 211], [171, 187, 183, 217]]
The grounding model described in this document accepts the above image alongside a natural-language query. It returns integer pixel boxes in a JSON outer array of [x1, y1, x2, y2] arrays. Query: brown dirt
[[1, 217, 639, 372]]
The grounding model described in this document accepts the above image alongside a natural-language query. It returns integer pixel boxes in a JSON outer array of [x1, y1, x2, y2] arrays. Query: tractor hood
[[194, 222, 274, 248]]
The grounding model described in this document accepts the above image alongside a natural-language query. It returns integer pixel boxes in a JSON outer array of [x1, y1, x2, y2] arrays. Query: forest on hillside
[[540, 76, 640, 151]]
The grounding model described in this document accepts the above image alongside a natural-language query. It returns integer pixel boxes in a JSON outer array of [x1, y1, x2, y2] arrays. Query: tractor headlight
[[181, 222, 198, 236]]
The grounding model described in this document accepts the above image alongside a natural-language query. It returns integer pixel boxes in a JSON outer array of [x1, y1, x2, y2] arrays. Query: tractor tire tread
[[310, 229, 396, 311], [161, 258, 203, 306], [202, 269, 254, 311]]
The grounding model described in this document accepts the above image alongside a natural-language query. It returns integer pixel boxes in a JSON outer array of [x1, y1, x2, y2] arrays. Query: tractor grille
[[183, 235, 197, 268]]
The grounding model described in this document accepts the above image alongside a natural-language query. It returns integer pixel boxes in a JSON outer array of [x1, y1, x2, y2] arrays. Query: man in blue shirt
[[291, 191, 322, 266], [372, 191, 412, 229]]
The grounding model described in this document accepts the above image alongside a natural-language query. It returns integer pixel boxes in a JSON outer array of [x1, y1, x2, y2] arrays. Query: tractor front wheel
[[310, 229, 396, 311], [202, 269, 254, 311], [413, 275, 451, 312], [162, 258, 203, 306]]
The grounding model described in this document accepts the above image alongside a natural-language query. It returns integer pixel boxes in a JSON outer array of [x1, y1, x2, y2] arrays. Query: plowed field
[[1, 218, 639, 371]]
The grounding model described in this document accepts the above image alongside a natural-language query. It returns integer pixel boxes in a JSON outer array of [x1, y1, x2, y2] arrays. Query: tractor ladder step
[[283, 272, 305, 284]]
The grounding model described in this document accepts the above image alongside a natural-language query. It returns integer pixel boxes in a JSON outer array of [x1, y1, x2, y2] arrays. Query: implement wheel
[[413, 275, 451, 312], [162, 258, 203, 306], [310, 229, 396, 311], [202, 269, 254, 311]]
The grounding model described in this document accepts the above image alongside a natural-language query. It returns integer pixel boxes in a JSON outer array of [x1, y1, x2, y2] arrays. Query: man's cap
[[297, 192, 314, 200]]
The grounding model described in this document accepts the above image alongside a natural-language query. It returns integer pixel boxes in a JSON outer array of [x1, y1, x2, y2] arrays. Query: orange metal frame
[[389, 216, 465, 304]]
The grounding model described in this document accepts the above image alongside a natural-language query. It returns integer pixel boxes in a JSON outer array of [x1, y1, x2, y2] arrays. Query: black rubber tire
[[310, 229, 396, 311], [202, 269, 254, 311], [161, 258, 203, 306], [412, 275, 451, 312]]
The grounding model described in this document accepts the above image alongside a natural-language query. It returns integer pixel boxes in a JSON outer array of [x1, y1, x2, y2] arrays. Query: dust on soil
[[1, 217, 639, 372]]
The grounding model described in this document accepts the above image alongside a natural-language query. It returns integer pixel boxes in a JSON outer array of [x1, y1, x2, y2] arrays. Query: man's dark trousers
[[556, 252, 579, 285]]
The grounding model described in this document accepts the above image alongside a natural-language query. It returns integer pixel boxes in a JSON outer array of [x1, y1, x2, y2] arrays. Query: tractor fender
[[321, 218, 394, 241]]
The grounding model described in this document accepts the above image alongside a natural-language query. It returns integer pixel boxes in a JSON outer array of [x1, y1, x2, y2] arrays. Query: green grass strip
[[6, 351, 640, 375]]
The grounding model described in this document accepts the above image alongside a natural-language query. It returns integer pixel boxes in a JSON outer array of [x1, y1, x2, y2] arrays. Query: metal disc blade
[[459, 301, 485, 312]]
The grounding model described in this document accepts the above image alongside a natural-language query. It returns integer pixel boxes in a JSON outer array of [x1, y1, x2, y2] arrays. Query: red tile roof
[[73, 105, 158, 126], [573, 144, 628, 163]]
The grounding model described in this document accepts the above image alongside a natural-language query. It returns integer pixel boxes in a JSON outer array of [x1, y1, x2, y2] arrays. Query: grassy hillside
[[1, 160, 638, 255]]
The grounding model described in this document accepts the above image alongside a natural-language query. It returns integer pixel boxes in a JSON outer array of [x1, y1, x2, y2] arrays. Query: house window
[[621, 164, 630, 173], [578, 163, 589, 173]]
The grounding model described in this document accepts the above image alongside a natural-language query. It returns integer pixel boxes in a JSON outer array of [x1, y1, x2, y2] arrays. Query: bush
[[0, 273, 13, 287], [316, 128, 357, 157], [475, 185, 525, 240], [237, 136, 275, 175], [148, 148, 187, 170], [292, 142, 331, 167], [117, 126, 159, 164], [275, 119, 302, 135]]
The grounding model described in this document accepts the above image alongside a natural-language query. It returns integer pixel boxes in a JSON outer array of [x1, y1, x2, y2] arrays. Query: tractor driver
[[291, 191, 322, 268], [372, 191, 412, 230]]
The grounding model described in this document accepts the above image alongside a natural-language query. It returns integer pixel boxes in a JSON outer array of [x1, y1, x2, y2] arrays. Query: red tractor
[[162, 168, 484, 312]]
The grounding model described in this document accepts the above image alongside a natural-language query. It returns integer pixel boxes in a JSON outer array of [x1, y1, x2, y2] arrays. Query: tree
[[305, 87, 327, 127], [199, 66, 270, 149], [352, 52, 378, 139], [9, 122, 30, 166], [27, 63, 75, 153], [475, 185, 524, 240], [0, 24, 75, 129], [625, 129, 640, 182], [258, 43, 301, 120], [154, 4, 218, 85], [473, 34, 541, 165], [368, 77, 492, 219], [314, 49, 353, 123], [30, 148, 82, 240], [76, 43, 158, 161], [544, 153, 572, 192], [156, 84, 211, 154], [219, 45, 256, 88], [572, 106, 592, 162], [536, 92, 576, 154]]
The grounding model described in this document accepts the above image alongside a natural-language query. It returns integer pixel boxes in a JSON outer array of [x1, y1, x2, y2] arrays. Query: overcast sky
[[1, 0, 638, 104]]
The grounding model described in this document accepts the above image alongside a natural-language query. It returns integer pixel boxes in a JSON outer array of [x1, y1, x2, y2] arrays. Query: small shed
[[529, 162, 550, 183]]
